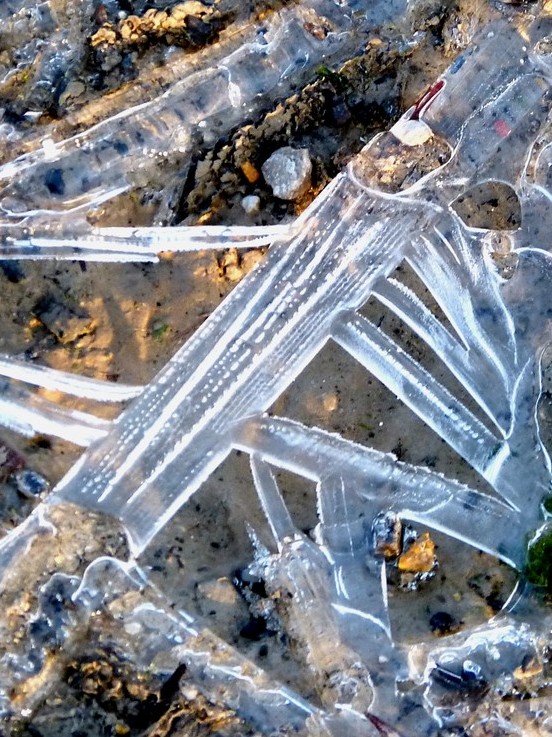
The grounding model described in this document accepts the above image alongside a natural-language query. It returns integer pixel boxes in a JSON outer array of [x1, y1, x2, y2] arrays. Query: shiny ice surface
[[0, 6, 551, 735]]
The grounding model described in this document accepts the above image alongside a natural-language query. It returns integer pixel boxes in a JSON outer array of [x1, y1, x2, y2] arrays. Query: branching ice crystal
[[0, 3, 551, 735]]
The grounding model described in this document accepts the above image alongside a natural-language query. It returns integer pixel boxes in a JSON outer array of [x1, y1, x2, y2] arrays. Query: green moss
[[151, 320, 170, 341], [315, 65, 346, 90], [526, 524, 552, 592], [542, 495, 552, 518], [357, 422, 373, 432]]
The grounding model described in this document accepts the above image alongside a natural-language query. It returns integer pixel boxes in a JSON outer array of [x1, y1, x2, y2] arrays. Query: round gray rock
[[261, 146, 312, 200]]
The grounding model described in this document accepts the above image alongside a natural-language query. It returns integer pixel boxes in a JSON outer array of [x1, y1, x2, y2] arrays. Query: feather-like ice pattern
[[1, 10, 552, 736]]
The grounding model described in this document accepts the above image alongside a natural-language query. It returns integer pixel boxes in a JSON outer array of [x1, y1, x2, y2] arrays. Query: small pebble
[[33, 295, 94, 344], [372, 511, 403, 559], [124, 621, 142, 636], [59, 81, 85, 107], [429, 611, 456, 635], [13, 469, 49, 498], [241, 161, 260, 183], [241, 194, 261, 215], [240, 616, 267, 641], [225, 264, 242, 282], [261, 146, 312, 200], [398, 531, 436, 573]]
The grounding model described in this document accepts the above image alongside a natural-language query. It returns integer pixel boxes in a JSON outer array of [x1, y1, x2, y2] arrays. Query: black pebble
[[0, 261, 25, 283], [429, 610, 455, 635], [13, 469, 49, 498], [185, 16, 215, 46], [240, 617, 267, 641], [44, 168, 65, 195]]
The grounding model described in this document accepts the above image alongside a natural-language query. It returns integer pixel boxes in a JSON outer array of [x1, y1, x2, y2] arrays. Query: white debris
[[390, 116, 433, 146], [242, 194, 261, 215], [261, 147, 312, 200]]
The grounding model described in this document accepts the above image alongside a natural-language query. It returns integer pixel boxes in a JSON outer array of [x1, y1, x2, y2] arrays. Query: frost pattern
[[0, 8, 551, 736]]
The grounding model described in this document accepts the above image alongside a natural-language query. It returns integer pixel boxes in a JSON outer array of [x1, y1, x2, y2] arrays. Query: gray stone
[[261, 147, 312, 200]]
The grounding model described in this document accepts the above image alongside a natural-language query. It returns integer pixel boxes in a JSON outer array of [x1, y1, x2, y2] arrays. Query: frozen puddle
[[0, 2, 551, 735]]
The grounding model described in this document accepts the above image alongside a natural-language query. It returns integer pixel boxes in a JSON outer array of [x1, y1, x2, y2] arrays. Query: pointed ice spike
[[250, 455, 296, 547], [0, 355, 142, 401], [0, 378, 111, 445], [236, 415, 525, 568], [93, 224, 292, 251], [3, 224, 292, 261]]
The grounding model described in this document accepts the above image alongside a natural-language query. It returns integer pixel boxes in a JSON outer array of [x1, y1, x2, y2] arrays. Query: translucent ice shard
[[0, 355, 142, 401], [236, 416, 525, 570], [3, 224, 293, 262], [0, 355, 141, 443], [41, 15, 551, 553]]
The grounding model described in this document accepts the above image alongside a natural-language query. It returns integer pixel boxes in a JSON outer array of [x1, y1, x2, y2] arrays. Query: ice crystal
[[0, 3, 551, 735]]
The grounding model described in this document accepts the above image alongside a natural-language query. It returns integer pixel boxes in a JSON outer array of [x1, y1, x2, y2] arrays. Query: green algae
[[526, 524, 552, 592]]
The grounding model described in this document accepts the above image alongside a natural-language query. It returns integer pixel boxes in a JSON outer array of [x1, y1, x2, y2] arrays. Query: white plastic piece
[[390, 113, 433, 146]]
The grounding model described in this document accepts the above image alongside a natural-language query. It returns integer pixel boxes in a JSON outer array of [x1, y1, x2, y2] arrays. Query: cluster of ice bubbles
[[1, 1, 552, 735]]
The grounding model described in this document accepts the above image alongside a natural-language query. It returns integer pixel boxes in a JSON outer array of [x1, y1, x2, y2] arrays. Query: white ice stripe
[[0, 246, 157, 263], [331, 603, 392, 639], [12, 224, 290, 260], [0, 355, 143, 402], [95, 191, 393, 511], [95, 224, 292, 246], [373, 277, 507, 434], [250, 455, 296, 545], [0, 397, 110, 445], [332, 312, 500, 477]]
